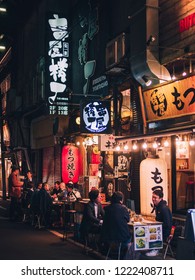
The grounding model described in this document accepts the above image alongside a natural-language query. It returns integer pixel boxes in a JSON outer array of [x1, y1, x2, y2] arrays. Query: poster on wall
[[140, 156, 168, 216], [117, 153, 129, 172], [176, 141, 189, 159]]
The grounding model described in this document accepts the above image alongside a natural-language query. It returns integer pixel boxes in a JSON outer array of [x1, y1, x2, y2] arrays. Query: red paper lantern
[[62, 145, 80, 183]]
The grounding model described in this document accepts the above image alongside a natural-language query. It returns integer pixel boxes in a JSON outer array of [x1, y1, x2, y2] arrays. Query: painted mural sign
[[140, 157, 168, 216], [143, 76, 195, 122], [47, 14, 69, 115]]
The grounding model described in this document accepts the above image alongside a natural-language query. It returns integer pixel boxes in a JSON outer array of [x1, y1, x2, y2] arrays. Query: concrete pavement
[[0, 198, 101, 260]]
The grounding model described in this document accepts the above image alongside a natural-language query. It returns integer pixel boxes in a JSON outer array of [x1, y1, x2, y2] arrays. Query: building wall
[[159, 0, 195, 64]]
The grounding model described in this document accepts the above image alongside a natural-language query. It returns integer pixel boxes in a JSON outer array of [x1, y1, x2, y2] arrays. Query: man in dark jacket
[[146, 189, 172, 257], [100, 191, 131, 246], [152, 189, 172, 241], [80, 188, 104, 240]]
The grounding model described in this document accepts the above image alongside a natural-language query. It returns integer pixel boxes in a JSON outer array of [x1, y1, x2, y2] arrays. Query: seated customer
[[100, 191, 132, 259], [50, 181, 62, 200], [67, 181, 81, 202], [57, 182, 68, 201], [80, 188, 105, 241]]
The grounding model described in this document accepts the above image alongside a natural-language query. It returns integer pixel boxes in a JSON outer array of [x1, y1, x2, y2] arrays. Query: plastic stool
[[185, 181, 195, 208]]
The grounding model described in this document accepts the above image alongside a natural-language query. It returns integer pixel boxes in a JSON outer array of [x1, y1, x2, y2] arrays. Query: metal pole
[[0, 90, 6, 200]]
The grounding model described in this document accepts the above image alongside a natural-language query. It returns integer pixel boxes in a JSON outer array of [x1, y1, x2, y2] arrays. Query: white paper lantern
[[140, 156, 167, 216]]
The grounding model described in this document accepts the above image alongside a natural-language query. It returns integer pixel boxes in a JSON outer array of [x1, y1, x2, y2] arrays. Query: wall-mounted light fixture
[[142, 75, 152, 87], [146, 35, 156, 46], [0, 7, 6, 13]]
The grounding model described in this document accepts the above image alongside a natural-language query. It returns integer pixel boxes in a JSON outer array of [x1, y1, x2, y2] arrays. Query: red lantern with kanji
[[62, 144, 80, 183]]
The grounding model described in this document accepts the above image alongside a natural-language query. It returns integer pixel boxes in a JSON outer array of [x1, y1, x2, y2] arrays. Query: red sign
[[62, 145, 80, 183], [179, 12, 195, 32]]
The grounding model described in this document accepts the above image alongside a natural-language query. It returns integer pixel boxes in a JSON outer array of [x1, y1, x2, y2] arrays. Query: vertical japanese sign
[[46, 14, 69, 115], [140, 157, 167, 216], [62, 145, 80, 184]]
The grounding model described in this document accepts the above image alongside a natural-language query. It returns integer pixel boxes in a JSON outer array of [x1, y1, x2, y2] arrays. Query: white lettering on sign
[[47, 14, 69, 115]]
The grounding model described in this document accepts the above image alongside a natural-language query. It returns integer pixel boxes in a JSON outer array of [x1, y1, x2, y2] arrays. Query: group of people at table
[[9, 165, 172, 259], [8, 166, 81, 228]]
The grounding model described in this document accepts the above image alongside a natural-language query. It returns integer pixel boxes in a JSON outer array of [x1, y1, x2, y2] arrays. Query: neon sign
[[47, 14, 69, 115]]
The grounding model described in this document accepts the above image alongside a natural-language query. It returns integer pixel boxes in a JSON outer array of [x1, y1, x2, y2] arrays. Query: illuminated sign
[[140, 157, 167, 216], [179, 12, 195, 32], [143, 76, 195, 122], [80, 100, 111, 134], [62, 145, 80, 183], [46, 14, 69, 115]]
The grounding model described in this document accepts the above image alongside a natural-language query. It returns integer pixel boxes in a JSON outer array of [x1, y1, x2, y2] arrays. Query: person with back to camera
[[39, 182, 53, 228], [100, 191, 135, 259], [79, 188, 105, 243], [145, 188, 172, 257]]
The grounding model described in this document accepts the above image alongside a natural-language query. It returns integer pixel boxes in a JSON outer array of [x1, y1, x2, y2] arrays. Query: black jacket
[[100, 202, 131, 243], [155, 199, 172, 241], [80, 201, 105, 237]]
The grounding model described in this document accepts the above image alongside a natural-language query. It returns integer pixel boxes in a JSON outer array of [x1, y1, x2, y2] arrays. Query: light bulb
[[142, 142, 147, 149]]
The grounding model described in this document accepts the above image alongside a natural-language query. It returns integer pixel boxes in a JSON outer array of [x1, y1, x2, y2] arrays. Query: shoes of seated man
[[145, 249, 159, 257]]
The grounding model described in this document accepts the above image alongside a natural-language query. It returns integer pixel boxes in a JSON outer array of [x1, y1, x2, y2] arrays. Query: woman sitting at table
[[79, 188, 105, 242]]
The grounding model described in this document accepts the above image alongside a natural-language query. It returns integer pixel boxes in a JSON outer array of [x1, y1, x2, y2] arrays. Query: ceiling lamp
[[182, 62, 187, 77], [171, 65, 176, 80], [142, 141, 148, 149], [163, 138, 169, 147], [123, 142, 129, 150], [115, 143, 121, 151], [152, 139, 158, 149]]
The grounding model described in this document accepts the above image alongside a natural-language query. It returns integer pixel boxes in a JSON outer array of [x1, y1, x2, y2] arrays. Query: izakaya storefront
[[138, 75, 195, 216]]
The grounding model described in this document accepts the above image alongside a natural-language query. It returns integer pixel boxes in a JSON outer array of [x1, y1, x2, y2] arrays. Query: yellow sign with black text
[[143, 76, 195, 122]]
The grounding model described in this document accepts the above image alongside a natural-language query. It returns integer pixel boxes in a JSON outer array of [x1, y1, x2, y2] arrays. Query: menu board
[[134, 224, 163, 251]]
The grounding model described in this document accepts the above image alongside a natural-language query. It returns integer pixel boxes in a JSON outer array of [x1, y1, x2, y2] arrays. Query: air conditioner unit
[[106, 33, 125, 70]]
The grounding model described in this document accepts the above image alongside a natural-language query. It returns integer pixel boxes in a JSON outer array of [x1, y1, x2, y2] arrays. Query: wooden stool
[[185, 181, 195, 208]]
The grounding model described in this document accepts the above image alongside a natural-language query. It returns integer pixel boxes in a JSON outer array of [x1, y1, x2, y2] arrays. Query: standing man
[[146, 189, 172, 257], [9, 166, 24, 221]]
